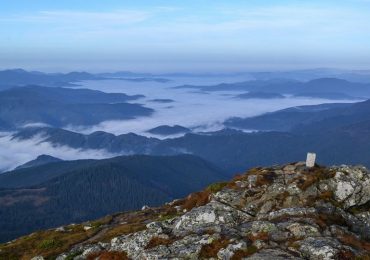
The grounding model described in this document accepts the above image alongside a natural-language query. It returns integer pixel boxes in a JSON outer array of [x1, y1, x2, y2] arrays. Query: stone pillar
[[306, 153, 316, 168]]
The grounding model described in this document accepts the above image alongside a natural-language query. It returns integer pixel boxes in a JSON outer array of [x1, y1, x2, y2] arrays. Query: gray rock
[[248, 249, 302, 259], [55, 164, 370, 260], [173, 201, 251, 235], [298, 237, 344, 260], [285, 222, 321, 238], [31, 257, 44, 260], [110, 228, 165, 258], [217, 240, 247, 260], [267, 207, 317, 221], [166, 234, 217, 258]]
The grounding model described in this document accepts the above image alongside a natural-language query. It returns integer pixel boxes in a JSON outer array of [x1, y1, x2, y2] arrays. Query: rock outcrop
[[3, 163, 370, 259]]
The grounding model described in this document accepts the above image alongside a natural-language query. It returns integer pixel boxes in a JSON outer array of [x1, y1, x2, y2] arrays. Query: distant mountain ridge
[[0, 69, 171, 90], [176, 78, 370, 100], [0, 85, 152, 130], [13, 127, 160, 154], [147, 125, 191, 136], [235, 91, 285, 99], [15, 154, 62, 170], [12, 93, 370, 173], [0, 69, 98, 89], [226, 98, 370, 133]]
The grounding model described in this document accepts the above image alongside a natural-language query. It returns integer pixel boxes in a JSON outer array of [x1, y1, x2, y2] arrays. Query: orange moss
[[99, 223, 146, 243], [337, 233, 370, 251], [181, 190, 211, 211], [255, 172, 277, 186], [226, 181, 240, 189], [319, 191, 334, 200], [355, 254, 370, 260], [231, 246, 258, 259], [87, 251, 129, 260], [145, 236, 174, 249], [296, 168, 335, 190], [0, 224, 98, 260], [337, 250, 356, 260], [247, 232, 269, 242], [199, 238, 230, 258]]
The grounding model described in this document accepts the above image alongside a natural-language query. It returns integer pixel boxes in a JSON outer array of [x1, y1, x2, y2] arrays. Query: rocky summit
[[2, 163, 370, 260]]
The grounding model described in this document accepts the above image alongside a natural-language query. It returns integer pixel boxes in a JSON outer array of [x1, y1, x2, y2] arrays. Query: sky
[[0, 0, 370, 72]]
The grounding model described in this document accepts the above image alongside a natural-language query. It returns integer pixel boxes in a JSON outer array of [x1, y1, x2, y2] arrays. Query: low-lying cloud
[[1, 76, 361, 170], [66, 78, 358, 137], [0, 133, 118, 172]]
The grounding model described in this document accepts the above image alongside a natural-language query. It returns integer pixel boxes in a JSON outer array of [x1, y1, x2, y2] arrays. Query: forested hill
[[0, 154, 226, 242]]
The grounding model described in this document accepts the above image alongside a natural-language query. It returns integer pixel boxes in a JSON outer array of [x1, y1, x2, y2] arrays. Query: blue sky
[[1, 0, 370, 72]]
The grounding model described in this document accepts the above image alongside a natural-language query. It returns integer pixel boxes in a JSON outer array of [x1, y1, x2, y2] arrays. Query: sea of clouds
[[0, 76, 358, 171], [67, 77, 356, 136]]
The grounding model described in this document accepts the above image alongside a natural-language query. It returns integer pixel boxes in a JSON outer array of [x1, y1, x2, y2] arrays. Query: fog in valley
[[0, 76, 359, 171]]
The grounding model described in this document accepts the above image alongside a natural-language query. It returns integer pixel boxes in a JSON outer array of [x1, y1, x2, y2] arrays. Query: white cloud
[[2, 10, 150, 26], [21, 122, 51, 128], [66, 78, 360, 137], [0, 133, 118, 172], [0, 76, 362, 170]]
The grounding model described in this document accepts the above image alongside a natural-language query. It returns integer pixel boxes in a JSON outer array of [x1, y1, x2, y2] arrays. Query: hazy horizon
[[1, 0, 370, 72]]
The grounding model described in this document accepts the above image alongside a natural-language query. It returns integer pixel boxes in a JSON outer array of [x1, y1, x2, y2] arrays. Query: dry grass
[[206, 182, 228, 193], [276, 191, 291, 208], [0, 181, 216, 259], [145, 236, 174, 249], [296, 168, 335, 190], [247, 232, 269, 242], [87, 251, 129, 260], [181, 190, 211, 211], [317, 213, 347, 228], [231, 246, 258, 259], [255, 171, 277, 186], [337, 250, 356, 260], [318, 191, 334, 200], [98, 223, 146, 243], [337, 233, 370, 251], [0, 215, 112, 259], [0, 225, 94, 260], [199, 237, 230, 258]]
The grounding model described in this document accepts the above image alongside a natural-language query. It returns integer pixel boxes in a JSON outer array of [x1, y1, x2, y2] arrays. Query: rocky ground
[[3, 162, 370, 259]]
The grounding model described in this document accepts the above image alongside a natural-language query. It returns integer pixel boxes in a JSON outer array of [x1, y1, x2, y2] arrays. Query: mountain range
[[0, 85, 152, 130], [147, 125, 191, 136], [12, 96, 370, 173], [177, 78, 370, 100], [0, 69, 172, 90], [2, 68, 370, 255], [0, 69, 97, 89]]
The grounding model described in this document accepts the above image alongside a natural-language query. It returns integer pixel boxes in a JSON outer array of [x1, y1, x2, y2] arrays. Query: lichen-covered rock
[[217, 240, 247, 259], [284, 222, 321, 239], [30, 257, 44, 260], [173, 201, 251, 235], [56, 163, 370, 260], [297, 237, 353, 260], [330, 166, 370, 209], [248, 248, 302, 259], [110, 227, 165, 258], [239, 221, 277, 236]]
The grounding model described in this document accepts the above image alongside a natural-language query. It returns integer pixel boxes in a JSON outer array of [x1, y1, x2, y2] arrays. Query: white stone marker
[[306, 153, 316, 168]]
